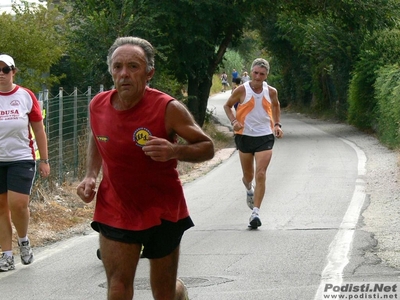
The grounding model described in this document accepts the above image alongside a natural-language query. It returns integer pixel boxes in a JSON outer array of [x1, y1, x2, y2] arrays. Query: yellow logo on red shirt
[[134, 128, 152, 147], [97, 136, 109, 142]]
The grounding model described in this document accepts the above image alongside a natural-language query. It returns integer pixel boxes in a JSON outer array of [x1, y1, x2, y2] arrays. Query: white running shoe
[[19, 240, 34, 265], [246, 185, 254, 210], [0, 253, 15, 272], [177, 278, 189, 300], [248, 211, 262, 229]]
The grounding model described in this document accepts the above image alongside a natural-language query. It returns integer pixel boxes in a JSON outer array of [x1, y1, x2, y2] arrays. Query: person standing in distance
[[231, 68, 239, 93], [221, 71, 229, 92], [223, 58, 283, 229], [76, 37, 214, 300], [241, 71, 250, 83], [0, 54, 50, 271]]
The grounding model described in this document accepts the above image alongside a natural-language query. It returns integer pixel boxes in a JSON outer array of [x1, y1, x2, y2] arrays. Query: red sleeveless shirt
[[89, 87, 188, 230]]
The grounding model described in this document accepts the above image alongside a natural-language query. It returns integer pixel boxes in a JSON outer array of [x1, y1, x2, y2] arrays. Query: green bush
[[210, 74, 225, 94], [347, 57, 377, 130], [151, 71, 184, 100], [348, 28, 400, 131], [375, 64, 400, 148]]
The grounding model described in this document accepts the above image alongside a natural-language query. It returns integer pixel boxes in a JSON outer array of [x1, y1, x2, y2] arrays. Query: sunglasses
[[0, 66, 13, 74]]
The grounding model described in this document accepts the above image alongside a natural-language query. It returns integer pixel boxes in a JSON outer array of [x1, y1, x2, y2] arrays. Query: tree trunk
[[186, 36, 232, 127], [186, 77, 200, 124], [187, 73, 214, 127]]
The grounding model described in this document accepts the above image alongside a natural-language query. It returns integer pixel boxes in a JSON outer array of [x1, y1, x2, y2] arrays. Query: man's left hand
[[142, 136, 175, 161]]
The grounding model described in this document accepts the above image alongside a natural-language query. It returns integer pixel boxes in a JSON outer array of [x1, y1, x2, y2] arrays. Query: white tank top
[[235, 81, 274, 137]]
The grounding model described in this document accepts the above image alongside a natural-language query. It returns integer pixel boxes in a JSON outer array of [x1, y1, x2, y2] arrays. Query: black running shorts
[[235, 134, 275, 154], [0, 160, 36, 195], [92, 217, 194, 259]]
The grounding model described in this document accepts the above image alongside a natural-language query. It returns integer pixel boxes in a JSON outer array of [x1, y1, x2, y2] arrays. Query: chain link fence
[[33, 86, 105, 198]]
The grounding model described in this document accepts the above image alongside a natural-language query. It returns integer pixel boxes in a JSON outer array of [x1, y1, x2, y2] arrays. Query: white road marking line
[[314, 138, 367, 299]]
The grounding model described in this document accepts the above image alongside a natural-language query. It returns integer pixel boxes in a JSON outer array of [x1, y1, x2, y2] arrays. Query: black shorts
[[0, 160, 36, 195], [234, 77, 241, 85], [235, 134, 275, 154], [92, 217, 194, 259]]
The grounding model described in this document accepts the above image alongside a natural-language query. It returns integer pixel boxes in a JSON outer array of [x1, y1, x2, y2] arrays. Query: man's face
[[251, 66, 268, 82], [110, 44, 154, 100]]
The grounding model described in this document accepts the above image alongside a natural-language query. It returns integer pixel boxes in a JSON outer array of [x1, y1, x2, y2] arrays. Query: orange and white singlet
[[235, 81, 274, 137]]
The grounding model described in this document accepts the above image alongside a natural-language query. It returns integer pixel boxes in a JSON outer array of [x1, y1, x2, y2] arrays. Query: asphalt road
[[1, 91, 399, 299]]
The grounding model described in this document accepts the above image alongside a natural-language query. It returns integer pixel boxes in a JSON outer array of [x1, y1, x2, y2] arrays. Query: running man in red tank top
[[77, 37, 214, 300]]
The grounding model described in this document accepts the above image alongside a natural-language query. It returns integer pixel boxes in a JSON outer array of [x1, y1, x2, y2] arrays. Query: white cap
[[0, 54, 15, 67]]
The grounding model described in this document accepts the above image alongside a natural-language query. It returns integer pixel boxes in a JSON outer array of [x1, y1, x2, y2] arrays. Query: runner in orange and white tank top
[[235, 81, 274, 137], [223, 58, 283, 229]]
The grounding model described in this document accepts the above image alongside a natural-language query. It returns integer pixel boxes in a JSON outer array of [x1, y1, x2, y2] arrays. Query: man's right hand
[[76, 178, 97, 203]]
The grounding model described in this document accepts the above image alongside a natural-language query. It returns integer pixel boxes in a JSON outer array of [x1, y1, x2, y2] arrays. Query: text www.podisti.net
[[322, 283, 399, 299]]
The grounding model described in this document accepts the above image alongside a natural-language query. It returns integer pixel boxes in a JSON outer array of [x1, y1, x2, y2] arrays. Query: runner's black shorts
[[92, 217, 194, 259], [235, 134, 275, 154], [0, 160, 36, 195]]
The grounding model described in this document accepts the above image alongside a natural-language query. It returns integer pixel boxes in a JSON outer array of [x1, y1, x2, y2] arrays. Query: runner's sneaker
[[248, 211, 262, 229], [246, 185, 254, 210], [19, 240, 34, 265], [177, 278, 189, 300], [0, 253, 15, 272]]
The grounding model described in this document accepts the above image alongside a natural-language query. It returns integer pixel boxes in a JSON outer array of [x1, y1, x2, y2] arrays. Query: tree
[[375, 64, 400, 148], [0, 1, 67, 92], [64, 0, 254, 126], [348, 27, 400, 129], [234, 30, 264, 73], [64, 0, 147, 90], [138, 0, 252, 126], [255, 0, 400, 119]]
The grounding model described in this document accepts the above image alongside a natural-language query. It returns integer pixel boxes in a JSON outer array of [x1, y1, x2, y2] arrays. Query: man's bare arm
[[142, 100, 214, 163], [76, 131, 102, 203]]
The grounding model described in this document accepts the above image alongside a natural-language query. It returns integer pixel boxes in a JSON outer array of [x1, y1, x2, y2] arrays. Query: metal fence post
[[73, 87, 78, 180], [58, 87, 63, 184], [44, 89, 49, 137], [87, 86, 91, 130]]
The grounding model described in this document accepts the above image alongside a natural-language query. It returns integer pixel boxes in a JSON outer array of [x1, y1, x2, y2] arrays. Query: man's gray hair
[[251, 58, 270, 74], [107, 36, 155, 74]]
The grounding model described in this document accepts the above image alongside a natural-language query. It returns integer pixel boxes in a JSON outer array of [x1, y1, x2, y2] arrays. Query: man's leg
[[150, 245, 186, 300], [100, 234, 142, 300], [238, 151, 255, 189], [246, 150, 273, 228], [253, 150, 273, 208]]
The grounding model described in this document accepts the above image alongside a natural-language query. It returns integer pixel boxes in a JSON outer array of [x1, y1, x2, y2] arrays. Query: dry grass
[[6, 120, 234, 253], [176, 121, 234, 176], [13, 182, 96, 253]]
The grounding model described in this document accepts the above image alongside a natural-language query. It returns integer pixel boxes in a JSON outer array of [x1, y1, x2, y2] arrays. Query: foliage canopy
[[2, 0, 400, 146], [0, 1, 67, 92]]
